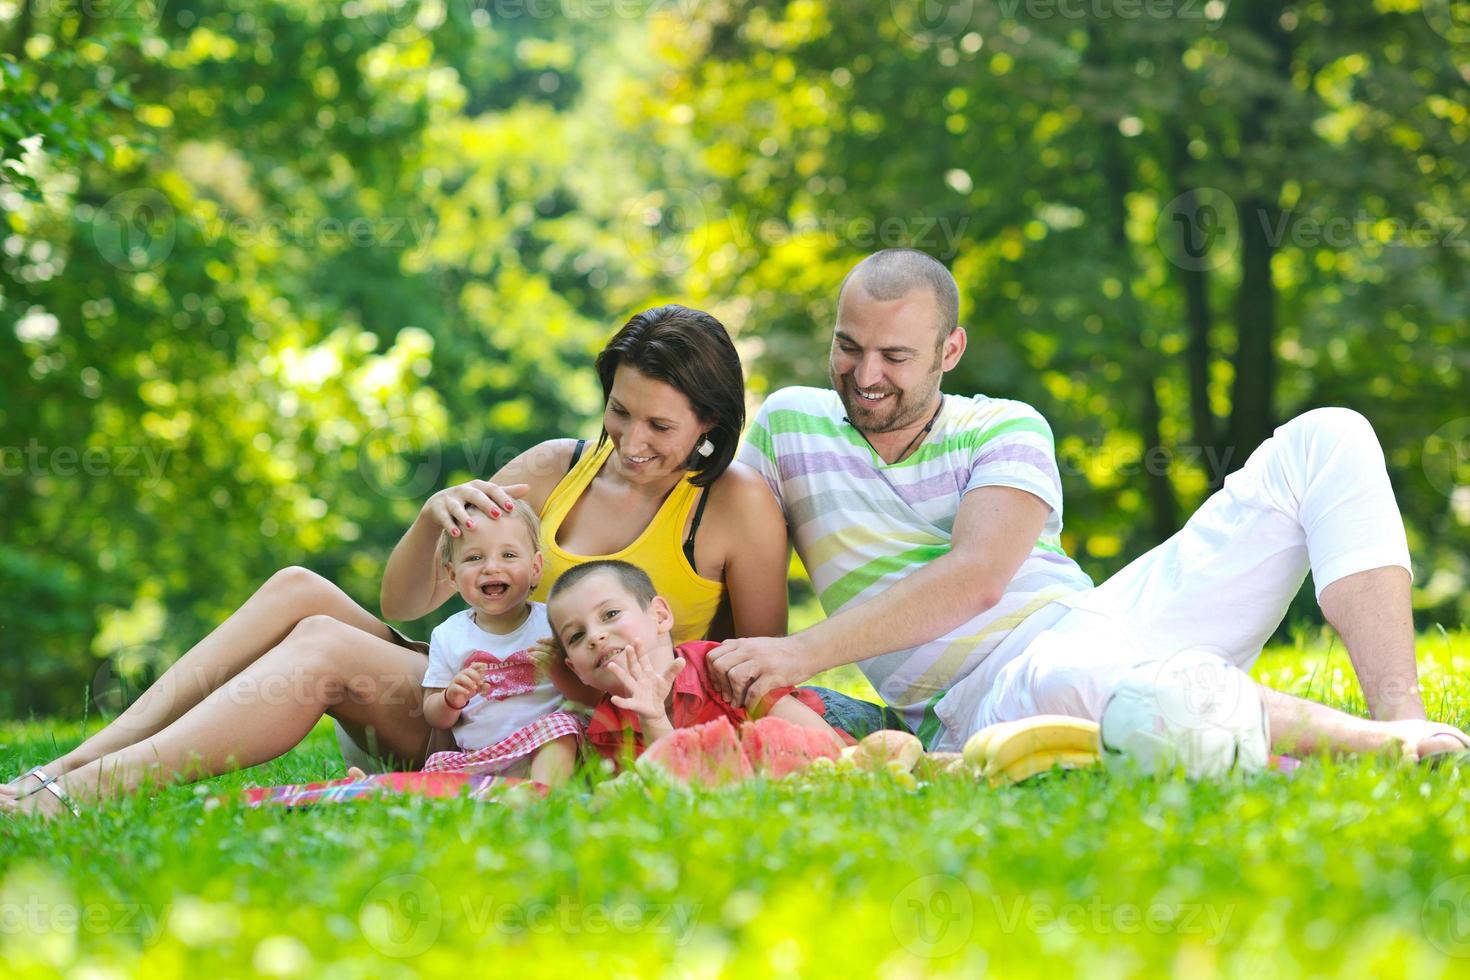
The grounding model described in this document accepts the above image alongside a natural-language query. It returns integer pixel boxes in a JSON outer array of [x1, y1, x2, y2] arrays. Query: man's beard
[[833, 371, 940, 436]]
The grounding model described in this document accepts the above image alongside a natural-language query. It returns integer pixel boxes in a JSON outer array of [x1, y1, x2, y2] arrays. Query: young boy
[[546, 559, 849, 763], [417, 504, 580, 785]]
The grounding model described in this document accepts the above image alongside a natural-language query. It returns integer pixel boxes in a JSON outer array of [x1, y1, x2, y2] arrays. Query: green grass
[[5, 631, 1470, 978]]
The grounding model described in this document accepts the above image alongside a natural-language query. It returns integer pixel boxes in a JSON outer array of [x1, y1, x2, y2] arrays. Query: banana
[[990, 749, 1100, 786], [962, 721, 1019, 769], [981, 716, 1100, 774]]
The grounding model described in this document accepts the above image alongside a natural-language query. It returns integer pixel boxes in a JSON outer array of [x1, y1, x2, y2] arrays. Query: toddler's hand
[[607, 649, 685, 724], [446, 663, 488, 710]]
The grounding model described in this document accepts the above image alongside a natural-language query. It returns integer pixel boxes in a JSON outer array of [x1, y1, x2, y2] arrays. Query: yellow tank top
[[530, 439, 725, 643]]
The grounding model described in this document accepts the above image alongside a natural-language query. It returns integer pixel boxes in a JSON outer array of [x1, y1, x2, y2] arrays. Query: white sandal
[[9, 766, 81, 817]]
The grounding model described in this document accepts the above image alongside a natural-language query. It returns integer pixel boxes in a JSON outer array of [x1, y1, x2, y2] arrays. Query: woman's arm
[[380, 439, 576, 621], [702, 463, 791, 640]]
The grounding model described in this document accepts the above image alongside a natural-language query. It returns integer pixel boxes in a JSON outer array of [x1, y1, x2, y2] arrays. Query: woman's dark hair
[[595, 305, 744, 487]]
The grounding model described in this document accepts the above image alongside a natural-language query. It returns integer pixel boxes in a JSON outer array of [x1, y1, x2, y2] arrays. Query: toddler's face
[[548, 571, 673, 695], [445, 520, 541, 619]]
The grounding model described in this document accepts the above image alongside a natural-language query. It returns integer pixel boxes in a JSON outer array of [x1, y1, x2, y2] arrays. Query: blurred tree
[[636, 0, 1469, 626]]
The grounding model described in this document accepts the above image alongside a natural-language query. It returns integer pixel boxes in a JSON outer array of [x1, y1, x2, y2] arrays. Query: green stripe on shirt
[[819, 542, 952, 611]]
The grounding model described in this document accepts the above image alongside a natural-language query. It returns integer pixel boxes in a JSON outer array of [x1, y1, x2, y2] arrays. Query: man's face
[[548, 571, 673, 696], [829, 283, 963, 435]]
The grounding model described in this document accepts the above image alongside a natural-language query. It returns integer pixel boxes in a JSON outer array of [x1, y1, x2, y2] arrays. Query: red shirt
[[586, 641, 832, 761]]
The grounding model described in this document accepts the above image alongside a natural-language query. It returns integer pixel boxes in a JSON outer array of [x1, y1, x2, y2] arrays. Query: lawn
[[4, 629, 1470, 978]]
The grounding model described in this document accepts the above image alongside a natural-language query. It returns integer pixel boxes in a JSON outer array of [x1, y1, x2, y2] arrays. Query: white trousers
[[931, 408, 1413, 751]]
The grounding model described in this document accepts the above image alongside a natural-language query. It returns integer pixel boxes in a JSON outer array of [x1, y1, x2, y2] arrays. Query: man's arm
[[707, 485, 1051, 707]]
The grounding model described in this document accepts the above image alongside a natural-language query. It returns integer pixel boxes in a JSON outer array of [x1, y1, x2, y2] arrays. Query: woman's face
[[603, 365, 706, 485]]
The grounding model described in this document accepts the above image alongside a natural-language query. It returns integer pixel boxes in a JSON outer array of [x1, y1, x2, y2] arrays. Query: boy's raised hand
[[446, 662, 489, 710], [606, 649, 685, 725]]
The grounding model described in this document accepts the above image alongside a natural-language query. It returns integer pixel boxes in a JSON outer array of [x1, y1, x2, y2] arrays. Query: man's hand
[[706, 635, 812, 710], [606, 650, 685, 738], [446, 663, 489, 711]]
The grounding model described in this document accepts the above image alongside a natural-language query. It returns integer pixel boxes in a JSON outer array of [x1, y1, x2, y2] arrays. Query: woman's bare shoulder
[[704, 461, 784, 520]]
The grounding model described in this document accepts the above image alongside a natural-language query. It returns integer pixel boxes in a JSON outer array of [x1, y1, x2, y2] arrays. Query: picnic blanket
[[235, 771, 545, 809]]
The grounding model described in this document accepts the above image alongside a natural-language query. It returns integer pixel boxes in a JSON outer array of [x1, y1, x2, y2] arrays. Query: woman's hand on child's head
[[424, 480, 530, 535], [607, 649, 685, 722], [447, 662, 489, 710]]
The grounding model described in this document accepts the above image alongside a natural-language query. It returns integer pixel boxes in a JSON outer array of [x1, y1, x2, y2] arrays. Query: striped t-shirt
[[739, 385, 1093, 741]]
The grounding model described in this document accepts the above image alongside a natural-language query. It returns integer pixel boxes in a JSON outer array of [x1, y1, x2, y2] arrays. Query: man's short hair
[[438, 503, 542, 566], [547, 559, 657, 609], [838, 248, 960, 338]]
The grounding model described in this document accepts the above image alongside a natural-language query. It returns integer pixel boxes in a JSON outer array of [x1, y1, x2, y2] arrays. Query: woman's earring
[[696, 437, 714, 458]]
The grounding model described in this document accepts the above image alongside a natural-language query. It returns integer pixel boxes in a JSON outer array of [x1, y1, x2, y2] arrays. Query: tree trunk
[[1099, 131, 1180, 540], [1166, 130, 1224, 489], [1229, 196, 1278, 464], [1226, 0, 1294, 468]]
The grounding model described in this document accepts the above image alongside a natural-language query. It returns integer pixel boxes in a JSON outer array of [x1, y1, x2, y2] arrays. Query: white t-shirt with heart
[[423, 604, 563, 751]]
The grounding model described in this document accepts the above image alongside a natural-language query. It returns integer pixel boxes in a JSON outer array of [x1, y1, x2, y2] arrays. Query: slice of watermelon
[[638, 717, 753, 787], [740, 716, 843, 779]]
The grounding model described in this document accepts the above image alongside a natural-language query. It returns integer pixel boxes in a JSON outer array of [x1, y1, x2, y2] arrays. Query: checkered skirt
[[420, 710, 584, 776]]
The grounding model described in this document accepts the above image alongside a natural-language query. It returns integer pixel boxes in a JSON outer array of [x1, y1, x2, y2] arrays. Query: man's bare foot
[[1378, 720, 1470, 762]]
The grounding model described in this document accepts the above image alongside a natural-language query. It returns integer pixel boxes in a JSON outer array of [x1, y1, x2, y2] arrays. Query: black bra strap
[[568, 439, 586, 473], [683, 486, 710, 566]]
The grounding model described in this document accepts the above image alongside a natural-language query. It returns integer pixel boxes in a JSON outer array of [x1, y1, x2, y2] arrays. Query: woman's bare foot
[[0, 774, 72, 821], [1, 767, 52, 801], [345, 766, 369, 781]]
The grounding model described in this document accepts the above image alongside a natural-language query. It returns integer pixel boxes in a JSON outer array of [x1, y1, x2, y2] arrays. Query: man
[[709, 248, 1467, 771]]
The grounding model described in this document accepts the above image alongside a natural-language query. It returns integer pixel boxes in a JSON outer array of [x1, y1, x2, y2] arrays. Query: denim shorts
[[805, 687, 909, 740]]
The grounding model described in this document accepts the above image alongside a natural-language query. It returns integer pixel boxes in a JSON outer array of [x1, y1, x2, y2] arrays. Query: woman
[[3, 305, 789, 817]]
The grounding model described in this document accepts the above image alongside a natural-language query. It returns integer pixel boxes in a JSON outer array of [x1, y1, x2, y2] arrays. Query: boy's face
[[445, 519, 542, 619], [548, 571, 674, 695]]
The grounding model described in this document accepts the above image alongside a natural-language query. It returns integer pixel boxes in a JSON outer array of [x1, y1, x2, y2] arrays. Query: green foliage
[[2, 2, 1468, 716], [4, 632, 1470, 973]]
